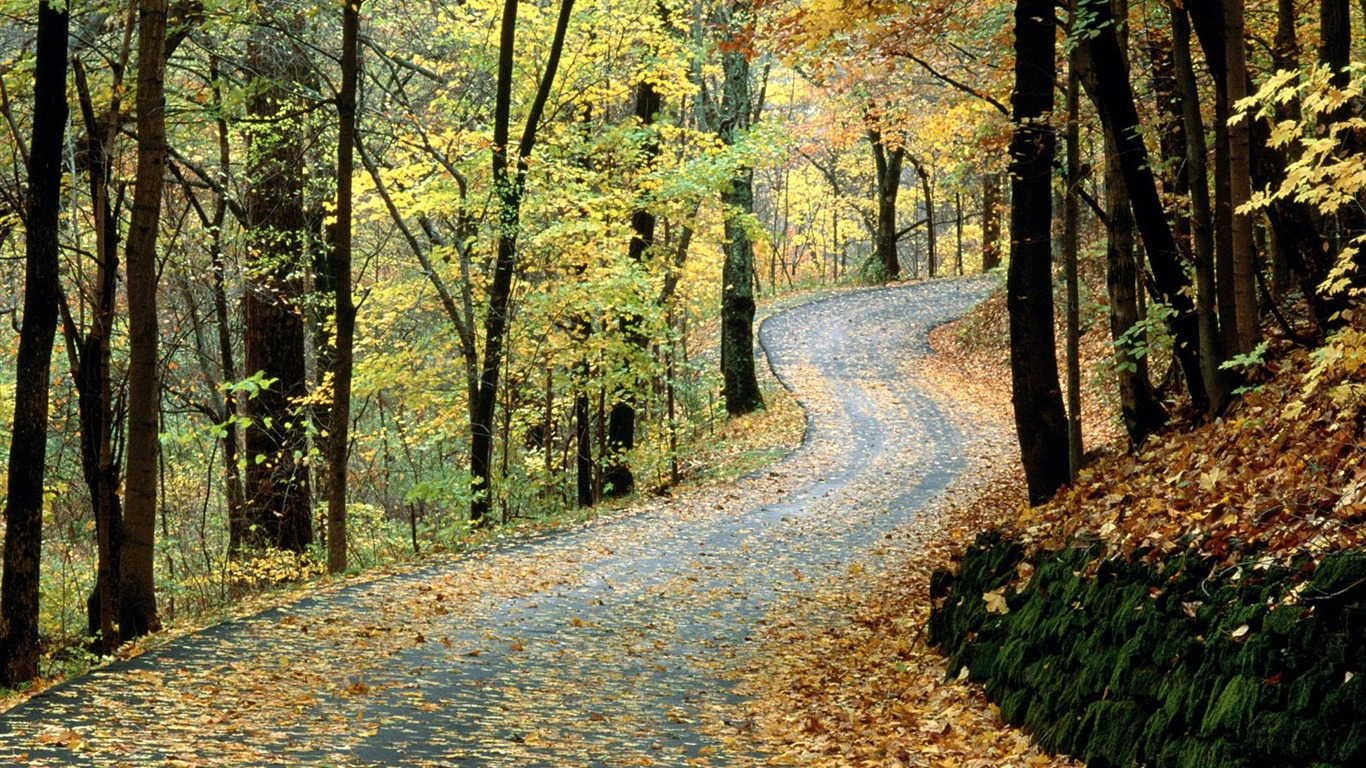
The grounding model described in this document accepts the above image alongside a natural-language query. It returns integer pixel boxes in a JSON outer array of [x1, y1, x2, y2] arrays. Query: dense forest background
[[2, 0, 1364, 700]]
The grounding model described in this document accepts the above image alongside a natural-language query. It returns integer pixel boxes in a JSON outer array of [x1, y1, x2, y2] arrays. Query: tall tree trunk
[[603, 75, 662, 499], [1322, 0, 1351, 86], [1077, 18, 1170, 441], [326, 0, 361, 573], [1318, 0, 1366, 287], [1269, 0, 1300, 296], [982, 172, 1002, 272], [1192, 1, 1339, 330], [1184, 2, 1240, 359], [955, 191, 964, 276], [1007, 0, 1069, 504], [208, 56, 247, 553], [121, 0, 168, 640], [242, 5, 313, 552], [1172, 3, 1230, 415], [1073, 4, 1170, 442], [869, 122, 904, 281], [70, 57, 128, 651], [717, 0, 764, 416], [1081, 0, 1209, 412], [1106, 132, 1171, 441], [1063, 55, 1083, 478], [1225, 0, 1260, 355], [910, 155, 936, 278], [0, 0, 68, 686], [576, 379, 593, 508], [470, 0, 576, 524]]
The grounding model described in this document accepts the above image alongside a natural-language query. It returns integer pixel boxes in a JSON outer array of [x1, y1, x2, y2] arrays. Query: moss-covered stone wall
[[928, 532, 1366, 767]]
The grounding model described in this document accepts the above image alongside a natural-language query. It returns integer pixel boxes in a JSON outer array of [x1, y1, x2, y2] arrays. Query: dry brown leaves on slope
[[1014, 337, 1366, 567]]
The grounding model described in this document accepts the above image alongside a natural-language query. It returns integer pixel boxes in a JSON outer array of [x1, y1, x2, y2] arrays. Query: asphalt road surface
[[0, 276, 995, 767]]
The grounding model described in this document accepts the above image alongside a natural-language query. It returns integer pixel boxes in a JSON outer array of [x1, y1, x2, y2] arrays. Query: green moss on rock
[[927, 533, 1366, 768], [1200, 675, 1262, 737]]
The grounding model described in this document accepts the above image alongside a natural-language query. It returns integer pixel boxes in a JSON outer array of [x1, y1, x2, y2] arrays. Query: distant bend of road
[[0, 276, 996, 767]]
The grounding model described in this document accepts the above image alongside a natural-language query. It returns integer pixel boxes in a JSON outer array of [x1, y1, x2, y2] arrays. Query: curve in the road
[[0, 277, 995, 767]]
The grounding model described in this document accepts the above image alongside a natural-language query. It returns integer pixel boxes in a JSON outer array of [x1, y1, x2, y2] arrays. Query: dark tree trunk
[[982, 172, 1002, 271], [1172, 3, 1231, 415], [470, 0, 575, 524], [1184, 2, 1239, 360], [1274, 0, 1301, 120], [1106, 132, 1171, 441], [910, 155, 936, 278], [1322, 0, 1351, 85], [1191, 1, 1339, 330], [242, 5, 313, 552], [603, 76, 662, 499], [1081, 0, 1208, 412], [717, 1, 764, 416], [121, 0, 168, 640], [1143, 18, 1188, 244], [70, 59, 126, 651], [0, 0, 68, 686], [326, 0, 361, 573], [1225, 0, 1260, 355], [1269, 0, 1301, 294], [955, 191, 964, 275], [1076, 19, 1170, 442], [1318, 0, 1366, 286], [576, 383, 593, 508], [1007, 0, 1070, 504], [1063, 56, 1083, 477], [870, 123, 904, 281], [208, 56, 247, 553]]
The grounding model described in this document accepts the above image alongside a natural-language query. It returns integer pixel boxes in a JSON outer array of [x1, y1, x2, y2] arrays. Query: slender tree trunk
[[1319, 0, 1366, 286], [70, 57, 127, 651], [1191, 1, 1338, 331], [207, 56, 246, 553], [1185, 2, 1239, 359], [1172, 3, 1230, 415], [913, 157, 937, 279], [603, 75, 662, 499], [1225, 0, 1260, 354], [1075, 9, 1170, 442], [576, 379, 593, 508], [717, 0, 764, 416], [1007, 0, 1069, 504], [1322, 0, 1351, 86], [470, 0, 575, 524], [955, 191, 964, 276], [1063, 56, 1083, 478], [326, 0, 361, 573], [121, 0, 168, 640], [0, 0, 68, 686], [982, 172, 1002, 271], [1081, 0, 1208, 411]]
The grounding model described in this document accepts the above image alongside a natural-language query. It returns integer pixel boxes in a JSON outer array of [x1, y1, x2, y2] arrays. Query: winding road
[[0, 277, 995, 767]]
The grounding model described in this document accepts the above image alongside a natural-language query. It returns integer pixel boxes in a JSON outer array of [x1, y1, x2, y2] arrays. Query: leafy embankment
[[925, 290, 1366, 765], [743, 281, 1366, 766]]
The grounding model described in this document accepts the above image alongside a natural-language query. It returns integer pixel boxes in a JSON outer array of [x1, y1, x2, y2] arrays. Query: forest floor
[[0, 276, 1047, 767]]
